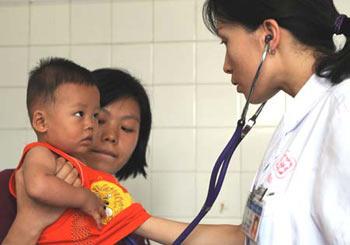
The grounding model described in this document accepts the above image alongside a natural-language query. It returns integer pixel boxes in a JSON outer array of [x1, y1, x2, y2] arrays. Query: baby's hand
[[81, 189, 106, 228]]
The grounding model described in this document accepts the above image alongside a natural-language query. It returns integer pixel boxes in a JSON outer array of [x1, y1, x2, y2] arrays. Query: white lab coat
[[247, 74, 350, 244]]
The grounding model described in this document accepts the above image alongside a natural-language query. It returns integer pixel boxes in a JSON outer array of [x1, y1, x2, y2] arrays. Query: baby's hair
[[27, 57, 96, 121]]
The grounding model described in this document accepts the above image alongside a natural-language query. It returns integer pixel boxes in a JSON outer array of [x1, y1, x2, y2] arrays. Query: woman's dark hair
[[203, 0, 350, 84], [92, 68, 152, 180]]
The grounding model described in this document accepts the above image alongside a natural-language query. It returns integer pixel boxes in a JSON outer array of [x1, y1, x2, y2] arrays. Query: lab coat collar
[[282, 74, 332, 135]]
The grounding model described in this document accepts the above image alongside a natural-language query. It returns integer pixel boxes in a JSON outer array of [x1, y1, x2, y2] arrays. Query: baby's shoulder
[[24, 144, 56, 162]]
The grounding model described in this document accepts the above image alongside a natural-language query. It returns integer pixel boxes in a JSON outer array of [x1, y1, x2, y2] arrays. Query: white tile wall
[[151, 172, 196, 217], [196, 41, 230, 83], [2, 0, 348, 233], [30, 2, 70, 45], [70, 44, 112, 70], [24, 128, 37, 143], [112, 44, 153, 85], [152, 128, 196, 171], [113, 1, 153, 43], [202, 217, 242, 225], [0, 130, 27, 169], [121, 174, 152, 211], [196, 173, 241, 218], [196, 84, 237, 126], [71, 1, 111, 44], [154, 42, 195, 84], [334, 0, 350, 14], [29, 46, 70, 68], [0, 88, 28, 128], [0, 4, 29, 45], [153, 85, 195, 127], [154, 0, 195, 41], [0, 47, 28, 86]]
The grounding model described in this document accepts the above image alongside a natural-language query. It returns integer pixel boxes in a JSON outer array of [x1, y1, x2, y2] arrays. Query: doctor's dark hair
[[27, 57, 96, 122], [92, 68, 151, 181], [203, 0, 350, 84]]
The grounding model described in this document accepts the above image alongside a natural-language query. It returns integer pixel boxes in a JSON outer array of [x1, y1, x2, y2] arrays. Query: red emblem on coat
[[273, 153, 296, 178]]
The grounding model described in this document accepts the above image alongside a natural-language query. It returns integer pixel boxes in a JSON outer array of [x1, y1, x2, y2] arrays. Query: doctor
[[203, 0, 350, 244]]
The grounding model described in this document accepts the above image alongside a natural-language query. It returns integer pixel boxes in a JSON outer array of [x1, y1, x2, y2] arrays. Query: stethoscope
[[173, 34, 273, 245]]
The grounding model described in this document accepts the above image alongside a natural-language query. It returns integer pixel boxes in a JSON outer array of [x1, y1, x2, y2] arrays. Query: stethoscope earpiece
[[265, 34, 273, 44]]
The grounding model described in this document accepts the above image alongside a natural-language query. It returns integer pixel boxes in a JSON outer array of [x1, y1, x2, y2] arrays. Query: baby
[[9, 58, 150, 244]]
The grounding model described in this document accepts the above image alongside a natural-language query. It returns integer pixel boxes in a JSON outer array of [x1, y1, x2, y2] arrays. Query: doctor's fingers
[[55, 157, 81, 186]]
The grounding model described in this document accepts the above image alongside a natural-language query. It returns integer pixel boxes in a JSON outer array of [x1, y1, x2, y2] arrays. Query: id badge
[[242, 185, 267, 242]]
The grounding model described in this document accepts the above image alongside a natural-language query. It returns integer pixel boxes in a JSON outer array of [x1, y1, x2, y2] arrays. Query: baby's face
[[44, 83, 100, 158]]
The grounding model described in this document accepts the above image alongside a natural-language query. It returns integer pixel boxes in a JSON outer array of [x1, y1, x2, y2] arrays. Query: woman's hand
[[55, 157, 82, 187], [18, 157, 82, 227], [3, 158, 82, 244]]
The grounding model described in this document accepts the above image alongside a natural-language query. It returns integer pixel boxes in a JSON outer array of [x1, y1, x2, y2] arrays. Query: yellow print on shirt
[[90, 180, 133, 224]]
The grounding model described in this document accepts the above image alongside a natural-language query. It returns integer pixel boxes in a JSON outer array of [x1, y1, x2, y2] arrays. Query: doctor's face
[[218, 22, 277, 103]]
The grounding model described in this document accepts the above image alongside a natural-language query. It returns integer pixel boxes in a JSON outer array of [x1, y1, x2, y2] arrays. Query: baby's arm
[[22, 146, 105, 226], [136, 216, 244, 245]]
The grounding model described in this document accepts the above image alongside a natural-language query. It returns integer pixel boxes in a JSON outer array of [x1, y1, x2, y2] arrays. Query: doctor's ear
[[32, 110, 48, 133], [262, 19, 281, 53]]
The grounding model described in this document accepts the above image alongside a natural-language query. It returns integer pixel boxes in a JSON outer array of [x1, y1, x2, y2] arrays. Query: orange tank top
[[9, 142, 150, 245]]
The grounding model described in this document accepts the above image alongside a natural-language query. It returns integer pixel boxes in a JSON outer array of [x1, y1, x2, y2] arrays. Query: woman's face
[[84, 97, 141, 175], [217, 22, 279, 103]]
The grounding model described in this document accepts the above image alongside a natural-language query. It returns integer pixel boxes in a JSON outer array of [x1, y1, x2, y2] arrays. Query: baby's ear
[[32, 110, 48, 133]]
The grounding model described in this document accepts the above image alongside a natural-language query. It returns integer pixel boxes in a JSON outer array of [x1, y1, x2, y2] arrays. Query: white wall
[[0, 0, 349, 238]]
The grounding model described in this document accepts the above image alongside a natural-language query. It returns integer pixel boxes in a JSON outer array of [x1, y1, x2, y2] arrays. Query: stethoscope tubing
[[124, 236, 138, 245], [173, 41, 270, 245]]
